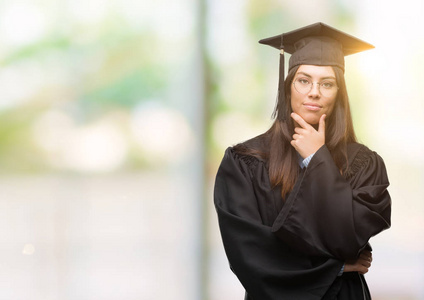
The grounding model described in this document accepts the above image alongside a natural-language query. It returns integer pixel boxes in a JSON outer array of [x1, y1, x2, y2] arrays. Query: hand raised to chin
[[290, 112, 326, 159]]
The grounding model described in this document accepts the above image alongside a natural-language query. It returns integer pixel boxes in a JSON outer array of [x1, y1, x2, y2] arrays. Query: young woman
[[214, 23, 391, 300]]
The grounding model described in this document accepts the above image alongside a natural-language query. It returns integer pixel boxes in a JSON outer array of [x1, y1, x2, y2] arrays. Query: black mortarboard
[[259, 22, 374, 120]]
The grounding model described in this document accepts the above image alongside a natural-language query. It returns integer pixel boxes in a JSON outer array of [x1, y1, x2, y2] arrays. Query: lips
[[303, 102, 322, 111]]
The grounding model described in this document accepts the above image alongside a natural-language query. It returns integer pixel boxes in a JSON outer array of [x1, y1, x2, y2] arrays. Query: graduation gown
[[214, 135, 391, 300]]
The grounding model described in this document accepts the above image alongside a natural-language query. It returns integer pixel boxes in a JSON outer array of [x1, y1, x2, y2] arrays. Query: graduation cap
[[259, 22, 374, 120]]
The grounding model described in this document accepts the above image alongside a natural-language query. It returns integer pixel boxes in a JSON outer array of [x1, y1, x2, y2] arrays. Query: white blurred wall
[[0, 172, 200, 300]]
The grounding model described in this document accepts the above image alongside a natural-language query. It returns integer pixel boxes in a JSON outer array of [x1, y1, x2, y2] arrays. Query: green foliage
[[0, 109, 47, 173]]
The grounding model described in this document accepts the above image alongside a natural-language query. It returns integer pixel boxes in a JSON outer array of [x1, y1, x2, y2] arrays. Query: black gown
[[214, 135, 391, 300]]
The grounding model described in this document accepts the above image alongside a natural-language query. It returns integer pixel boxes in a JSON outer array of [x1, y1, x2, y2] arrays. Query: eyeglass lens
[[294, 78, 337, 97]]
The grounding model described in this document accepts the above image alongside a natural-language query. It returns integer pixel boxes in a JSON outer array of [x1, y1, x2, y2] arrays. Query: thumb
[[318, 114, 326, 134]]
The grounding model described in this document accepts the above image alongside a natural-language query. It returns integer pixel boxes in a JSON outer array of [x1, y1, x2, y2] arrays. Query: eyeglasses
[[293, 77, 339, 97]]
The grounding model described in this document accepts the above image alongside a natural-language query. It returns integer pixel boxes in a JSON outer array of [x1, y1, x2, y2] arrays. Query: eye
[[321, 81, 335, 89], [297, 78, 310, 85]]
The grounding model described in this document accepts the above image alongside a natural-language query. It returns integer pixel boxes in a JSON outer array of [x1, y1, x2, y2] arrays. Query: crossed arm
[[291, 112, 374, 275]]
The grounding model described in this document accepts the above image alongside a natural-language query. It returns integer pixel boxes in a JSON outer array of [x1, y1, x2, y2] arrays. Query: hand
[[290, 113, 326, 159], [344, 250, 373, 275]]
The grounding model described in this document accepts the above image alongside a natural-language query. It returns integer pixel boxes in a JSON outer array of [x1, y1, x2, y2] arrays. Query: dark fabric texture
[[258, 22, 374, 59], [289, 36, 345, 72], [214, 135, 391, 300]]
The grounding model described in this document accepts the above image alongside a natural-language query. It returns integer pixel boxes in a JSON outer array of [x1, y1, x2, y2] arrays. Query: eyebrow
[[296, 72, 336, 80]]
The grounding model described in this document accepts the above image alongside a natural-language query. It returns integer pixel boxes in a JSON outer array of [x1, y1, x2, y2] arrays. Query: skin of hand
[[344, 250, 373, 275], [290, 112, 326, 159]]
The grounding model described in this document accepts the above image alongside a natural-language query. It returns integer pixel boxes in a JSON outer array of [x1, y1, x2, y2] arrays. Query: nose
[[308, 82, 321, 97]]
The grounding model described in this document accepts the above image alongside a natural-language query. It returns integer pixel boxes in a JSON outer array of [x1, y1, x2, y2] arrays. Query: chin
[[300, 114, 320, 125], [306, 120, 319, 126]]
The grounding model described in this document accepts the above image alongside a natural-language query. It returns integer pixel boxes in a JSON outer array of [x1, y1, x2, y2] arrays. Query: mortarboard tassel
[[273, 34, 286, 121], [277, 48, 285, 121]]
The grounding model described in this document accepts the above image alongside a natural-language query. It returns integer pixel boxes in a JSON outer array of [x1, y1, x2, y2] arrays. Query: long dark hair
[[235, 65, 357, 199]]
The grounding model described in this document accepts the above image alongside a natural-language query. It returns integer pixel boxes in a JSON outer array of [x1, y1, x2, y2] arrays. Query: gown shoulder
[[345, 143, 389, 184], [228, 133, 270, 171]]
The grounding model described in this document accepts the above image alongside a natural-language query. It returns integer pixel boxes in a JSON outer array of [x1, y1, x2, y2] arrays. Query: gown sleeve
[[271, 144, 391, 260], [214, 148, 344, 300]]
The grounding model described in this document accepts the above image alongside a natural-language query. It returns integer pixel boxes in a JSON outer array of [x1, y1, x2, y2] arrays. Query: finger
[[359, 251, 372, 261], [359, 267, 369, 275], [292, 134, 301, 140], [318, 114, 326, 134], [291, 113, 312, 130], [357, 262, 370, 273], [359, 259, 371, 268], [294, 127, 306, 134], [358, 255, 372, 266], [359, 255, 371, 264]]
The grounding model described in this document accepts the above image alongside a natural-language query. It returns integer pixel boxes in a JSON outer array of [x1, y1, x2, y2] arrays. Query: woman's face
[[290, 65, 338, 125]]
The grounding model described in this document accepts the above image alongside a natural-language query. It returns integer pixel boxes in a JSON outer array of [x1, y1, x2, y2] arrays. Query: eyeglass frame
[[292, 77, 339, 97]]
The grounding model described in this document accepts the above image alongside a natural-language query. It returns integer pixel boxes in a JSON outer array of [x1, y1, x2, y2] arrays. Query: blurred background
[[0, 0, 423, 299]]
